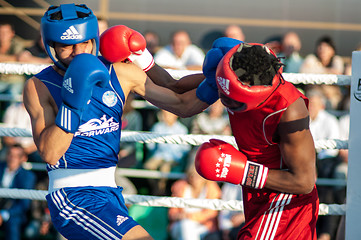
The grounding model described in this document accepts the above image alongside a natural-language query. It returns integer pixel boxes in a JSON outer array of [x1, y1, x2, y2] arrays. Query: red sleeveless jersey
[[228, 81, 318, 240]]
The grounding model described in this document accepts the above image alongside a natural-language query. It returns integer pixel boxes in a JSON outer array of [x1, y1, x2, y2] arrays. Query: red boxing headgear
[[216, 43, 283, 111]]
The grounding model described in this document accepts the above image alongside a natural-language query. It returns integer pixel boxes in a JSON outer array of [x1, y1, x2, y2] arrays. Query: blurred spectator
[[0, 21, 26, 109], [97, 17, 109, 35], [306, 87, 341, 240], [335, 112, 349, 198], [144, 31, 161, 56], [263, 35, 283, 55], [204, 183, 245, 240], [118, 93, 143, 168], [307, 86, 340, 160], [115, 93, 142, 195], [17, 34, 52, 64], [191, 99, 230, 135], [300, 35, 344, 74], [278, 31, 303, 73], [0, 144, 36, 240], [154, 30, 205, 70], [334, 113, 349, 240], [344, 43, 361, 75], [24, 178, 57, 240], [224, 25, 245, 41], [168, 165, 221, 240], [187, 100, 231, 171], [144, 109, 191, 195], [2, 100, 42, 164], [321, 85, 344, 111], [0, 22, 24, 62], [339, 113, 350, 142]]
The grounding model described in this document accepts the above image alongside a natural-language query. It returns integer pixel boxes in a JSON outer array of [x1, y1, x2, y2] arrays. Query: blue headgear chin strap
[[41, 3, 99, 70]]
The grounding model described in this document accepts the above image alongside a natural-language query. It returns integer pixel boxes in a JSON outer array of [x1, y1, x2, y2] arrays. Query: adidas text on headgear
[[41, 3, 99, 70]]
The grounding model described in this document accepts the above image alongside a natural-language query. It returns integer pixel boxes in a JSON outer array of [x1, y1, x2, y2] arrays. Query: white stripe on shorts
[[50, 189, 123, 240], [255, 193, 293, 240]]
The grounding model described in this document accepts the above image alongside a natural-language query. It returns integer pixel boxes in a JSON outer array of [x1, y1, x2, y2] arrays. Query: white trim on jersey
[[262, 108, 287, 145], [108, 64, 125, 109]]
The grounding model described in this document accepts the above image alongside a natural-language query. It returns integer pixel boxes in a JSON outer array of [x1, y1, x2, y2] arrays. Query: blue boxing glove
[[196, 37, 242, 105], [55, 53, 109, 133]]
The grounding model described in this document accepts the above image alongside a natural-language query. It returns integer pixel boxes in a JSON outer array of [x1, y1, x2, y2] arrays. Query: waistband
[[48, 167, 117, 193]]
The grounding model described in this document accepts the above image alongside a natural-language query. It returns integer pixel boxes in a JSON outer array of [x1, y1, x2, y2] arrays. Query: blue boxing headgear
[[41, 3, 99, 70]]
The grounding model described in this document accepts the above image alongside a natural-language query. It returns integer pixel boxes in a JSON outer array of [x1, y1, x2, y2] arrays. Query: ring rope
[[0, 188, 344, 216], [0, 63, 351, 86], [0, 63, 49, 75], [0, 127, 348, 150]]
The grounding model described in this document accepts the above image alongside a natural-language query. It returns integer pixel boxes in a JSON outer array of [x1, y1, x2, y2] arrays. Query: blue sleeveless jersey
[[35, 57, 125, 171]]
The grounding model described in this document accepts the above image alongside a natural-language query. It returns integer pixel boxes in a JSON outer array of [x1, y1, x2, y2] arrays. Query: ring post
[[345, 50, 361, 240]]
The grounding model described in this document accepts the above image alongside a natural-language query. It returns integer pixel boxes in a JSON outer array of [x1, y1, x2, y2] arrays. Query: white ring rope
[[0, 188, 344, 216], [0, 63, 49, 75], [0, 63, 352, 86], [0, 127, 349, 150]]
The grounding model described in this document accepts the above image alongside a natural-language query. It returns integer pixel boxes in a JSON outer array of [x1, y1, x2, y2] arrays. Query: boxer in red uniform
[[195, 43, 319, 240], [100, 26, 318, 240]]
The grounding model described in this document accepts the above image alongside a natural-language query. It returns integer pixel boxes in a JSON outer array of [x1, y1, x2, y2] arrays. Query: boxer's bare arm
[[114, 62, 209, 117], [147, 64, 205, 93], [23, 77, 74, 165], [265, 97, 316, 194]]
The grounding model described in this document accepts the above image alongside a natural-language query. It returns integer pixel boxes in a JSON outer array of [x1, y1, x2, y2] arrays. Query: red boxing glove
[[195, 139, 268, 189], [99, 25, 154, 71]]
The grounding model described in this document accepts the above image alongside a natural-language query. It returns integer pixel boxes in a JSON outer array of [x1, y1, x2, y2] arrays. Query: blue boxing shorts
[[46, 186, 138, 239]]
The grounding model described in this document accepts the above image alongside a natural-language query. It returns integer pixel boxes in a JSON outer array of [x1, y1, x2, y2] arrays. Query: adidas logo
[[61, 26, 82, 40], [217, 76, 230, 95], [63, 77, 74, 94]]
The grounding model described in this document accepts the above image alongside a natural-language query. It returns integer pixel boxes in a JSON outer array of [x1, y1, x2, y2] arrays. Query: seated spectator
[[24, 178, 57, 240], [187, 100, 231, 169], [278, 31, 303, 73], [344, 43, 361, 75], [118, 93, 143, 168], [321, 85, 344, 111], [0, 144, 36, 240], [306, 87, 341, 240], [168, 165, 221, 240], [334, 112, 349, 201], [204, 183, 245, 240], [144, 109, 191, 195], [306, 86, 340, 161], [0, 21, 26, 108], [144, 31, 161, 56], [191, 99, 231, 136], [300, 35, 344, 74], [154, 30, 205, 70], [17, 34, 52, 64], [115, 93, 142, 195], [224, 24, 245, 41], [334, 112, 350, 240], [0, 21, 24, 62], [2, 100, 42, 164]]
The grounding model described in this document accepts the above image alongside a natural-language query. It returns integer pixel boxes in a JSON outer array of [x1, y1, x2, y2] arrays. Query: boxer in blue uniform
[[23, 3, 213, 240], [24, 4, 145, 240], [23, 3, 243, 239]]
